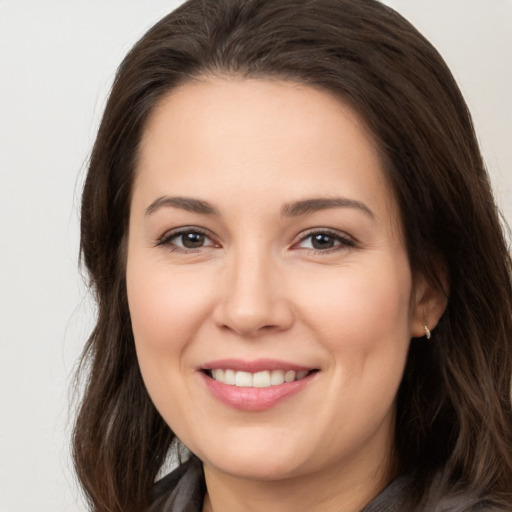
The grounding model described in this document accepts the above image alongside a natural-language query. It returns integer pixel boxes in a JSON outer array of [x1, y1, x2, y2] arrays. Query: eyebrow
[[281, 197, 375, 219], [145, 195, 374, 219], [145, 196, 220, 216]]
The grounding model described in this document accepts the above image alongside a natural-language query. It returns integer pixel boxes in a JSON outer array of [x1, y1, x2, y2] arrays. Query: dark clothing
[[149, 456, 499, 512]]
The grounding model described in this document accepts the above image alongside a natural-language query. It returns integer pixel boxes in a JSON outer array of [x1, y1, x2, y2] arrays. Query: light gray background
[[0, 1, 510, 511]]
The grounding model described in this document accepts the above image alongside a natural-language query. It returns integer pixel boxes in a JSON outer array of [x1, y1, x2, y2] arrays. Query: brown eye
[[295, 230, 355, 252], [311, 233, 337, 249], [180, 232, 206, 248], [160, 229, 216, 250]]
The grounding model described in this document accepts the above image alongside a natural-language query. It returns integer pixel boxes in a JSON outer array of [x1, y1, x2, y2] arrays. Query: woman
[[73, 0, 512, 511]]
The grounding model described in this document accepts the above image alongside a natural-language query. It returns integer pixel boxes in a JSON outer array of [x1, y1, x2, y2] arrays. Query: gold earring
[[424, 325, 431, 340]]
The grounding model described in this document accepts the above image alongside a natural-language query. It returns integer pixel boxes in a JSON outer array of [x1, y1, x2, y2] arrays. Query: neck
[[202, 447, 397, 512]]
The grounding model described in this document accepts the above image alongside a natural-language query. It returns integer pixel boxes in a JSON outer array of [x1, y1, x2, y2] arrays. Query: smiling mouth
[[203, 369, 318, 388]]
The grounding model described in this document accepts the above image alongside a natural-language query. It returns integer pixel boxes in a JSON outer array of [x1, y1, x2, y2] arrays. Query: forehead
[[135, 77, 399, 227], [140, 77, 377, 160]]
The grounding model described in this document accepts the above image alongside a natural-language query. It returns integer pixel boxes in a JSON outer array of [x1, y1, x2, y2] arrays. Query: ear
[[410, 272, 448, 339]]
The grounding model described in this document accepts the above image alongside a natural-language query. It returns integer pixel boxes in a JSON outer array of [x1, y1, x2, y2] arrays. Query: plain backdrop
[[0, 1, 510, 511]]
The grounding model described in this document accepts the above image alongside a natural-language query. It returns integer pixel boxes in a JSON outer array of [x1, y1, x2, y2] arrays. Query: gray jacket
[[149, 457, 502, 512]]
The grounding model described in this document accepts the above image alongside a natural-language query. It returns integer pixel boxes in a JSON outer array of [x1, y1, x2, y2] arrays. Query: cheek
[[300, 261, 411, 335], [127, 260, 211, 352], [126, 259, 214, 419], [296, 258, 412, 431]]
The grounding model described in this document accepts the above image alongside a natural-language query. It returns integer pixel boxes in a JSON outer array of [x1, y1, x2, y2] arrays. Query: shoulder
[[424, 493, 505, 512], [420, 472, 509, 512], [149, 456, 205, 512], [363, 472, 508, 512]]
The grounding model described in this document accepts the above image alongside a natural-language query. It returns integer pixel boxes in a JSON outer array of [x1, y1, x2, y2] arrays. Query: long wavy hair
[[74, 1, 512, 510]]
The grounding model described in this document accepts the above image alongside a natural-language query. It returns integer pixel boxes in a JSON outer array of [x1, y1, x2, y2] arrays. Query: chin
[[196, 440, 311, 482], [209, 457, 303, 482]]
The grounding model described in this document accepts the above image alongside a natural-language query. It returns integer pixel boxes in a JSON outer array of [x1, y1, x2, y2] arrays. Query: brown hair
[[74, 1, 512, 510]]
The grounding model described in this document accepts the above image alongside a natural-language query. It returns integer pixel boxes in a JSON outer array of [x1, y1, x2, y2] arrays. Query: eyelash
[[156, 227, 355, 254], [157, 227, 217, 252], [292, 229, 355, 253]]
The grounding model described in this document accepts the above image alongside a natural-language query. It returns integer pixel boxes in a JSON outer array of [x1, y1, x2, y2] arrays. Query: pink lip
[[201, 358, 312, 373], [198, 360, 318, 412]]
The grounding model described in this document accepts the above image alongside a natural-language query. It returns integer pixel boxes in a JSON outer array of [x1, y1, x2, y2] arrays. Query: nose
[[212, 245, 295, 338]]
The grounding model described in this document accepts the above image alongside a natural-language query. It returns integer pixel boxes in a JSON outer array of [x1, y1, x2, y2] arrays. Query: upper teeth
[[210, 369, 309, 387]]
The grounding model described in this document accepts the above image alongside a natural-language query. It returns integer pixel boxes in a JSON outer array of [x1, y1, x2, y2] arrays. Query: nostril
[[258, 324, 280, 333]]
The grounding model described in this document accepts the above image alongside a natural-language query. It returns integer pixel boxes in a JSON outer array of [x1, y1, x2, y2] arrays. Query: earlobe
[[410, 273, 448, 339]]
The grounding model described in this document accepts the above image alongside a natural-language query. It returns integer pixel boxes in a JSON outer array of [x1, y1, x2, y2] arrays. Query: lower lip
[[200, 372, 316, 411]]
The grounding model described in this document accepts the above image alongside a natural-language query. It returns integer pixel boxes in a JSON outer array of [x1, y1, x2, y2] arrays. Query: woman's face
[[127, 78, 428, 483]]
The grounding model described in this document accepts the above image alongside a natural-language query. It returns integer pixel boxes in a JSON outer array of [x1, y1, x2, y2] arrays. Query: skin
[[126, 77, 445, 512]]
